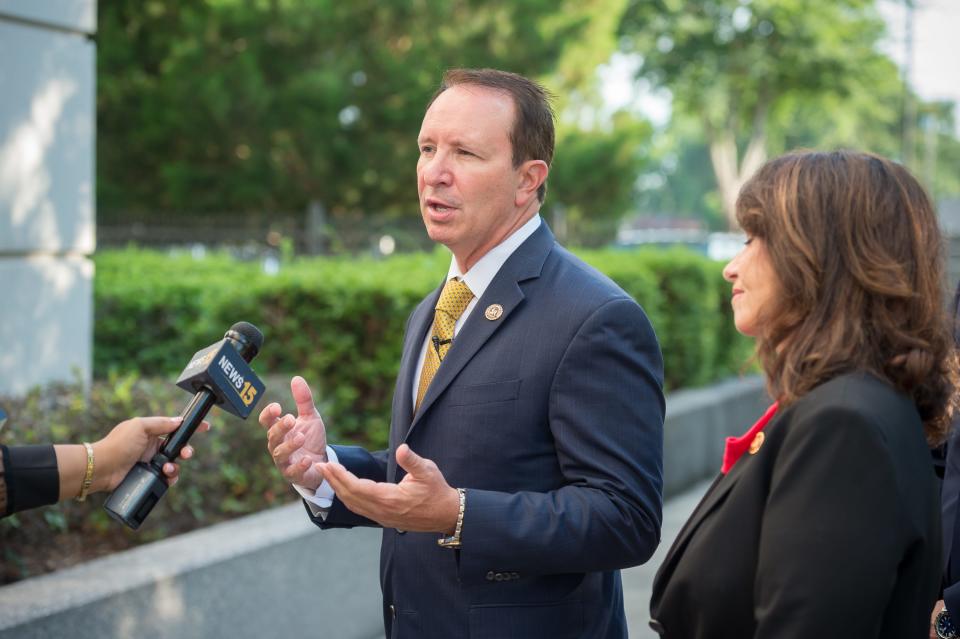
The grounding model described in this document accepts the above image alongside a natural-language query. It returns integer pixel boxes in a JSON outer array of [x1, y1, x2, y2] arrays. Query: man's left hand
[[317, 444, 460, 533]]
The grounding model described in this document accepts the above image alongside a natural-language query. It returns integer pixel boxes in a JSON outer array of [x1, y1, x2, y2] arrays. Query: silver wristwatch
[[937, 606, 959, 639]]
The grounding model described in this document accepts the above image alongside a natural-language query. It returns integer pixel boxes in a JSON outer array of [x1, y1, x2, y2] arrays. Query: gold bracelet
[[437, 488, 465, 549], [76, 442, 95, 502]]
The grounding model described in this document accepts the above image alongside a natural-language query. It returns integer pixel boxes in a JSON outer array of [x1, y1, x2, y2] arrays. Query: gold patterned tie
[[416, 278, 474, 411]]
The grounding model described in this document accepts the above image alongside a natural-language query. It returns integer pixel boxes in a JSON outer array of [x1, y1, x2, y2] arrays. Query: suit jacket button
[[486, 571, 495, 581], [389, 604, 396, 619], [510, 572, 520, 580], [495, 572, 505, 581], [396, 529, 406, 534], [649, 618, 665, 634]]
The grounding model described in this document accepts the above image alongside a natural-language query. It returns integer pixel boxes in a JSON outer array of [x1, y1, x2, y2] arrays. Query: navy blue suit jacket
[[307, 223, 665, 638], [941, 281, 960, 613]]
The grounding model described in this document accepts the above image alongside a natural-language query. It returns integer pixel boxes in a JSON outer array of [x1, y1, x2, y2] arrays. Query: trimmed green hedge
[[94, 246, 753, 447]]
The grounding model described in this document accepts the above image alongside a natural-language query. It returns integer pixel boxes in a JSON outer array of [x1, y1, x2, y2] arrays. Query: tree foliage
[[619, 0, 898, 227], [97, 0, 649, 244], [551, 113, 654, 243]]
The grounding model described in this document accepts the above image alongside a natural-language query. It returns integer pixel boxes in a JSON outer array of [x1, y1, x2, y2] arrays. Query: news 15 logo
[[176, 340, 266, 418]]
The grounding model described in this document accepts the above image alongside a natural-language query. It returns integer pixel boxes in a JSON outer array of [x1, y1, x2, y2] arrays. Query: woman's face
[[722, 236, 780, 337]]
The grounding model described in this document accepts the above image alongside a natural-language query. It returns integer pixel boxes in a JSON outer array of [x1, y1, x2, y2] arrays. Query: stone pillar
[[0, 1, 96, 395]]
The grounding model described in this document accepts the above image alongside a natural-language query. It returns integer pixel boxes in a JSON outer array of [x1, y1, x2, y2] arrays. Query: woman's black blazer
[[650, 373, 940, 638]]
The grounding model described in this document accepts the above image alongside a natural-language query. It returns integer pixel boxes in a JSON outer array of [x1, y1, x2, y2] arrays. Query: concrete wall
[[661, 375, 768, 496], [0, 1, 96, 395], [0, 375, 769, 639]]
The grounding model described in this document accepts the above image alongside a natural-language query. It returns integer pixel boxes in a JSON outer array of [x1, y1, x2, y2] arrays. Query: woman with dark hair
[[649, 150, 956, 638]]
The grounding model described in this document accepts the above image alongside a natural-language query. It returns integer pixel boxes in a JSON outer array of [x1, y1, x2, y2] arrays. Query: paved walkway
[[623, 479, 711, 638]]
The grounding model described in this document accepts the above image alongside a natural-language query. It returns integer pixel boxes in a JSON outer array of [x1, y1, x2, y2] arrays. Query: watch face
[[937, 609, 957, 639]]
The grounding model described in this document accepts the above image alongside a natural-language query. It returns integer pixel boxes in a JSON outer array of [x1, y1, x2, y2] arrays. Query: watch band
[[437, 488, 465, 549]]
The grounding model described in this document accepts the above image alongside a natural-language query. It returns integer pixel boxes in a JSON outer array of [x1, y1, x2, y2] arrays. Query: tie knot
[[436, 278, 474, 320]]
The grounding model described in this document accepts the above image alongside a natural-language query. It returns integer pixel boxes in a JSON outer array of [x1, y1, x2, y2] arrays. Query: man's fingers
[[320, 462, 377, 500], [139, 416, 184, 436], [181, 445, 194, 459], [320, 465, 400, 526], [396, 444, 431, 476], [162, 462, 179, 477], [282, 457, 312, 484], [318, 462, 349, 494], [258, 402, 282, 429], [267, 414, 296, 451], [290, 376, 320, 419], [271, 432, 306, 466]]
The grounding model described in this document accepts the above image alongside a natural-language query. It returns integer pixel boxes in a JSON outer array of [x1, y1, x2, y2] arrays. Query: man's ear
[[515, 160, 549, 207]]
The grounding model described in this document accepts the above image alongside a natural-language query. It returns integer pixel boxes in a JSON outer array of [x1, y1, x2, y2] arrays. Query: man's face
[[417, 84, 533, 272]]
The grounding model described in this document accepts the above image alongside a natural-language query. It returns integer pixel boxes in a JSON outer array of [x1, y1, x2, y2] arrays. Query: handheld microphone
[[104, 321, 266, 529]]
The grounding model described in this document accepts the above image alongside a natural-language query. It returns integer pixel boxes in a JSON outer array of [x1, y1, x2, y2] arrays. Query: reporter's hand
[[259, 376, 328, 490], [93, 415, 210, 492]]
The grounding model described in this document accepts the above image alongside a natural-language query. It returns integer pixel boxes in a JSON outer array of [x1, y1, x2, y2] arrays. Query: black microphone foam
[[225, 321, 264, 361]]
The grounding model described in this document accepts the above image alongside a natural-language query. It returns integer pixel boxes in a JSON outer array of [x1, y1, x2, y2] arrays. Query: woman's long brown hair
[[737, 150, 956, 443]]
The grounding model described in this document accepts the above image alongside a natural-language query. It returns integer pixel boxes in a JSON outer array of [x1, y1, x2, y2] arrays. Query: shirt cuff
[[293, 446, 338, 518]]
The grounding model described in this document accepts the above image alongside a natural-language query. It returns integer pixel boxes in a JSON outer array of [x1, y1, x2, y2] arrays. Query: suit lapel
[[651, 457, 750, 606], [405, 223, 556, 439]]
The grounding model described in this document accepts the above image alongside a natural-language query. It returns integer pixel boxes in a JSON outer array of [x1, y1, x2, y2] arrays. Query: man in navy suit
[[932, 282, 960, 639], [260, 68, 664, 639]]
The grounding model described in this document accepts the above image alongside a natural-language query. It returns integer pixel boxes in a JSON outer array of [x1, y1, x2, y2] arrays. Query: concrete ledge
[[662, 375, 768, 497], [0, 375, 767, 639]]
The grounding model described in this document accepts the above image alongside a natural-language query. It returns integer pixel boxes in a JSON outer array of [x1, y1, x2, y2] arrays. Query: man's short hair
[[430, 68, 555, 203]]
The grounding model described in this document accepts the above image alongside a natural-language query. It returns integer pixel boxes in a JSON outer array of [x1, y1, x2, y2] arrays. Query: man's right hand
[[259, 376, 328, 490]]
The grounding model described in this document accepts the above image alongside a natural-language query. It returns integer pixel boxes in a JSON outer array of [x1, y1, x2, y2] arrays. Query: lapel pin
[[748, 431, 765, 455], [484, 304, 504, 321]]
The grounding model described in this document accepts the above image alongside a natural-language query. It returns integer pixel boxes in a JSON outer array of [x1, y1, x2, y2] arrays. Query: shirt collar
[[446, 214, 542, 299]]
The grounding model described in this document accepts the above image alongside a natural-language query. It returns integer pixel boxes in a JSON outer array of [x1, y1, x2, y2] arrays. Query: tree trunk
[[706, 101, 769, 230], [709, 131, 741, 229]]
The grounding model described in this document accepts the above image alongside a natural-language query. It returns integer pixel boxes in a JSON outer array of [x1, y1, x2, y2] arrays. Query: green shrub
[[634, 250, 722, 389], [94, 245, 754, 443]]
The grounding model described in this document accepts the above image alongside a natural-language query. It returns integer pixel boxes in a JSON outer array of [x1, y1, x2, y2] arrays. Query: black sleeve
[[0, 444, 60, 518]]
